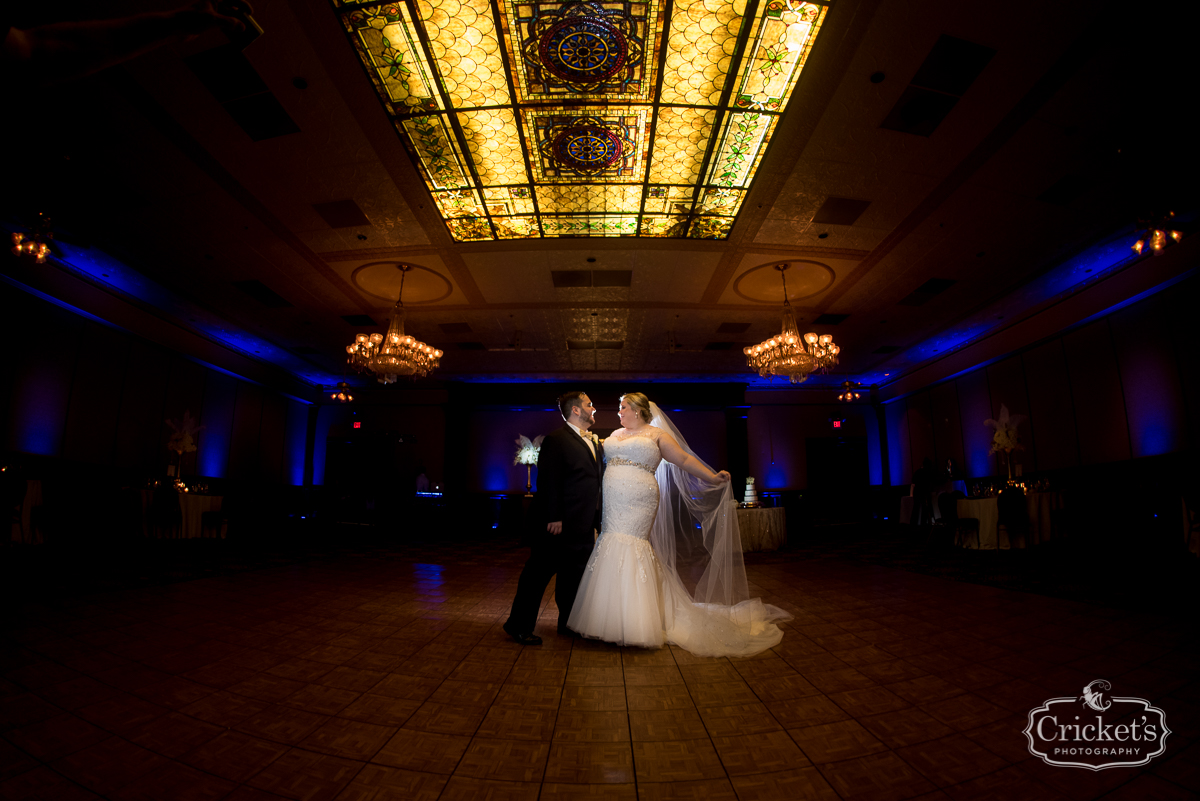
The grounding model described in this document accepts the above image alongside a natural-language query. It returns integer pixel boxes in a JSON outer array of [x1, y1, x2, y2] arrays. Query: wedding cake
[[742, 477, 760, 508]]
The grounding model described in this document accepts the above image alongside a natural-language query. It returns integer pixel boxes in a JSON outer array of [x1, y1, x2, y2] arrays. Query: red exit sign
[[353, 422, 361, 429], [832, 420, 842, 429]]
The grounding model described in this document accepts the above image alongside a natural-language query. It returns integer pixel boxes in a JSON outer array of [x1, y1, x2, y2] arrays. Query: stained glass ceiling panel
[[334, 0, 830, 240]]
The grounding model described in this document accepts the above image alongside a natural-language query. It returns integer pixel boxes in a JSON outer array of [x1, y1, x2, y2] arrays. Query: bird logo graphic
[[1080, 679, 1112, 712]]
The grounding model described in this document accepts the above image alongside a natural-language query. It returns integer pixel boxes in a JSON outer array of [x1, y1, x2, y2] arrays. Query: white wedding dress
[[568, 408, 791, 656], [568, 428, 668, 647]]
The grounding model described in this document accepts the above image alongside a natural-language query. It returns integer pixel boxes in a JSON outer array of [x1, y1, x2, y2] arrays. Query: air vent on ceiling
[[897, 277, 956, 306], [457, 342, 486, 350], [813, 198, 871, 226], [289, 346, 319, 355], [567, 340, 624, 349], [184, 48, 300, 141], [341, 314, 377, 327], [880, 35, 995, 137], [312, 200, 370, 229], [439, 322, 473, 334], [813, 313, 850, 325], [716, 322, 750, 334], [551, 270, 633, 288], [704, 342, 735, 351], [1038, 174, 1092, 207], [232, 279, 292, 308], [873, 345, 902, 354]]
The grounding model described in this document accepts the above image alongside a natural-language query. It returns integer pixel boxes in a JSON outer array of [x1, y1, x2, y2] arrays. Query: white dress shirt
[[567, 421, 596, 459]]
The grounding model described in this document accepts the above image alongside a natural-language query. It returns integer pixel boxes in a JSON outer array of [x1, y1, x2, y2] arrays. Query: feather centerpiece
[[514, 434, 544, 465], [166, 410, 204, 455], [984, 404, 1026, 454]]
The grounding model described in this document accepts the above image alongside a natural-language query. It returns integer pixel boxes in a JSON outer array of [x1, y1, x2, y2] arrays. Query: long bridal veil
[[647, 402, 792, 657]]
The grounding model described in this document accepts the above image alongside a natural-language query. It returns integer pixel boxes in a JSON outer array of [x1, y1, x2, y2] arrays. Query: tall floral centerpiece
[[166, 410, 204, 480], [514, 434, 543, 497], [984, 404, 1025, 480]]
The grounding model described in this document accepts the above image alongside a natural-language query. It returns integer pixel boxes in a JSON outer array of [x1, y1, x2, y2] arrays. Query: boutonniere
[[583, 430, 600, 447]]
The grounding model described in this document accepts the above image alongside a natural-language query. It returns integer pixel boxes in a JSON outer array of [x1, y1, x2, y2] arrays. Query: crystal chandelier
[[345, 265, 442, 383], [330, 382, 354, 403], [1132, 211, 1184, 255], [837, 381, 862, 402], [744, 265, 840, 384], [10, 213, 54, 263]]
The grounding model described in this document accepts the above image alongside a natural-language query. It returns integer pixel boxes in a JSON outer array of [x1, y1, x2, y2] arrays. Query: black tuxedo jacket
[[530, 424, 603, 555]]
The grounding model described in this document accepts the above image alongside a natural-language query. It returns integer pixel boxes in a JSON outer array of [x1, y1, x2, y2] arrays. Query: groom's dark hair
[[558, 391, 586, 420]]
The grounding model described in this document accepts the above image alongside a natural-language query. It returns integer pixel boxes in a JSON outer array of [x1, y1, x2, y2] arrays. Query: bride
[[567, 392, 791, 656]]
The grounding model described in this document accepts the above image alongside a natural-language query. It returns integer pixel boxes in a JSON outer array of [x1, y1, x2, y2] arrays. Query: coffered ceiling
[[3, 0, 1194, 399]]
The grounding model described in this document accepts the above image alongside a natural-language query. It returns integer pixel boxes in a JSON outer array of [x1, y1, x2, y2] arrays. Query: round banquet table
[[736, 506, 787, 552], [140, 490, 224, 538], [1025, 491, 1063, 547], [956, 492, 1063, 549], [957, 497, 1001, 549], [181, 495, 224, 539]]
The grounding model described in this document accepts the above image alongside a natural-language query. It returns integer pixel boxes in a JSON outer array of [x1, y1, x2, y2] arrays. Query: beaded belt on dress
[[606, 456, 655, 474]]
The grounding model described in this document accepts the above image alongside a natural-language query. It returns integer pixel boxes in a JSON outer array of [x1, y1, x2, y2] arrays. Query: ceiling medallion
[[539, 16, 628, 84]]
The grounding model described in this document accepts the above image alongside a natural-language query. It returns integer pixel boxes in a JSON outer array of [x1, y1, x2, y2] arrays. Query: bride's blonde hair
[[620, 392, 653, 423]]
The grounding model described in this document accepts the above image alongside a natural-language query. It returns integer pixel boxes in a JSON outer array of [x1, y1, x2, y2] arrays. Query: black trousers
[[506, 541, 591, 633]]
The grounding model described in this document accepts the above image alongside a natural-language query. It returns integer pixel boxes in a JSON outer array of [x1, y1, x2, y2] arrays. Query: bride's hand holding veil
[[657, 431, 730, 484]]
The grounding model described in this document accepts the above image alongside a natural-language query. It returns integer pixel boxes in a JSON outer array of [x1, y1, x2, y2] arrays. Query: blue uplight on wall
[[875, 228, 1151, 390], [197, 435, 228, 478], [11, 361, 69, 456], [41, 240, 342, 387], [483, 464, 510, 492], [285, 401, 308, 486]]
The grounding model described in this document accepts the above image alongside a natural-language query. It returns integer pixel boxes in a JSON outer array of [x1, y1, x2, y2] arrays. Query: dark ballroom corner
[[3, 0, 1199, 799]]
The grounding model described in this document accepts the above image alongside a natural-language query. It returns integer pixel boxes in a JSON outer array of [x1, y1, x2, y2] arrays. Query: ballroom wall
[[317, 402, 732, 495], [746, 395, 882, 491], [883, 276, 1198, 485], [0, 281, 310, 483]]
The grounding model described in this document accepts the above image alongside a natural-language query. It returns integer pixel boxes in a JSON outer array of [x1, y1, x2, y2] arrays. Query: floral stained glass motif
[[343, 4, 441, 112], [333, 0, 831, 240]]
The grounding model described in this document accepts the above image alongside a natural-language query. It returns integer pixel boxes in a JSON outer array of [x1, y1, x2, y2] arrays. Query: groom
[[503, 391, 603, 645]]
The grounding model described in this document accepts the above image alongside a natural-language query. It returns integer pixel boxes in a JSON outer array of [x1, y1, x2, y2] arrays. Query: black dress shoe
[[502, 621, 542, 646]]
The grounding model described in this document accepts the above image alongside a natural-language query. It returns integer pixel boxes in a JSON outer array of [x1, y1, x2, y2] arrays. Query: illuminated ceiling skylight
[[333, 0, 829, 241]]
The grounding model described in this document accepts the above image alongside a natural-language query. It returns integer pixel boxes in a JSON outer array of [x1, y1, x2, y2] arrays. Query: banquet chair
[[997, 486, 1028, 548], [200, 510, 226, 539], [940, 491, 979, 548], [150, 486, 182, 538]]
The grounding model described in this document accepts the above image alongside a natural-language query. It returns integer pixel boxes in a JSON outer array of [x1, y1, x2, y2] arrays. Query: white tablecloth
[[140, 490, 223, 538], [957, 497, 1002, 549], [1025, 492, 1063, 547], [956, 492, 1063, 549], [181, 495, 224, 539], [10, 479, 43, 544], [736, 506, 787, 552]]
